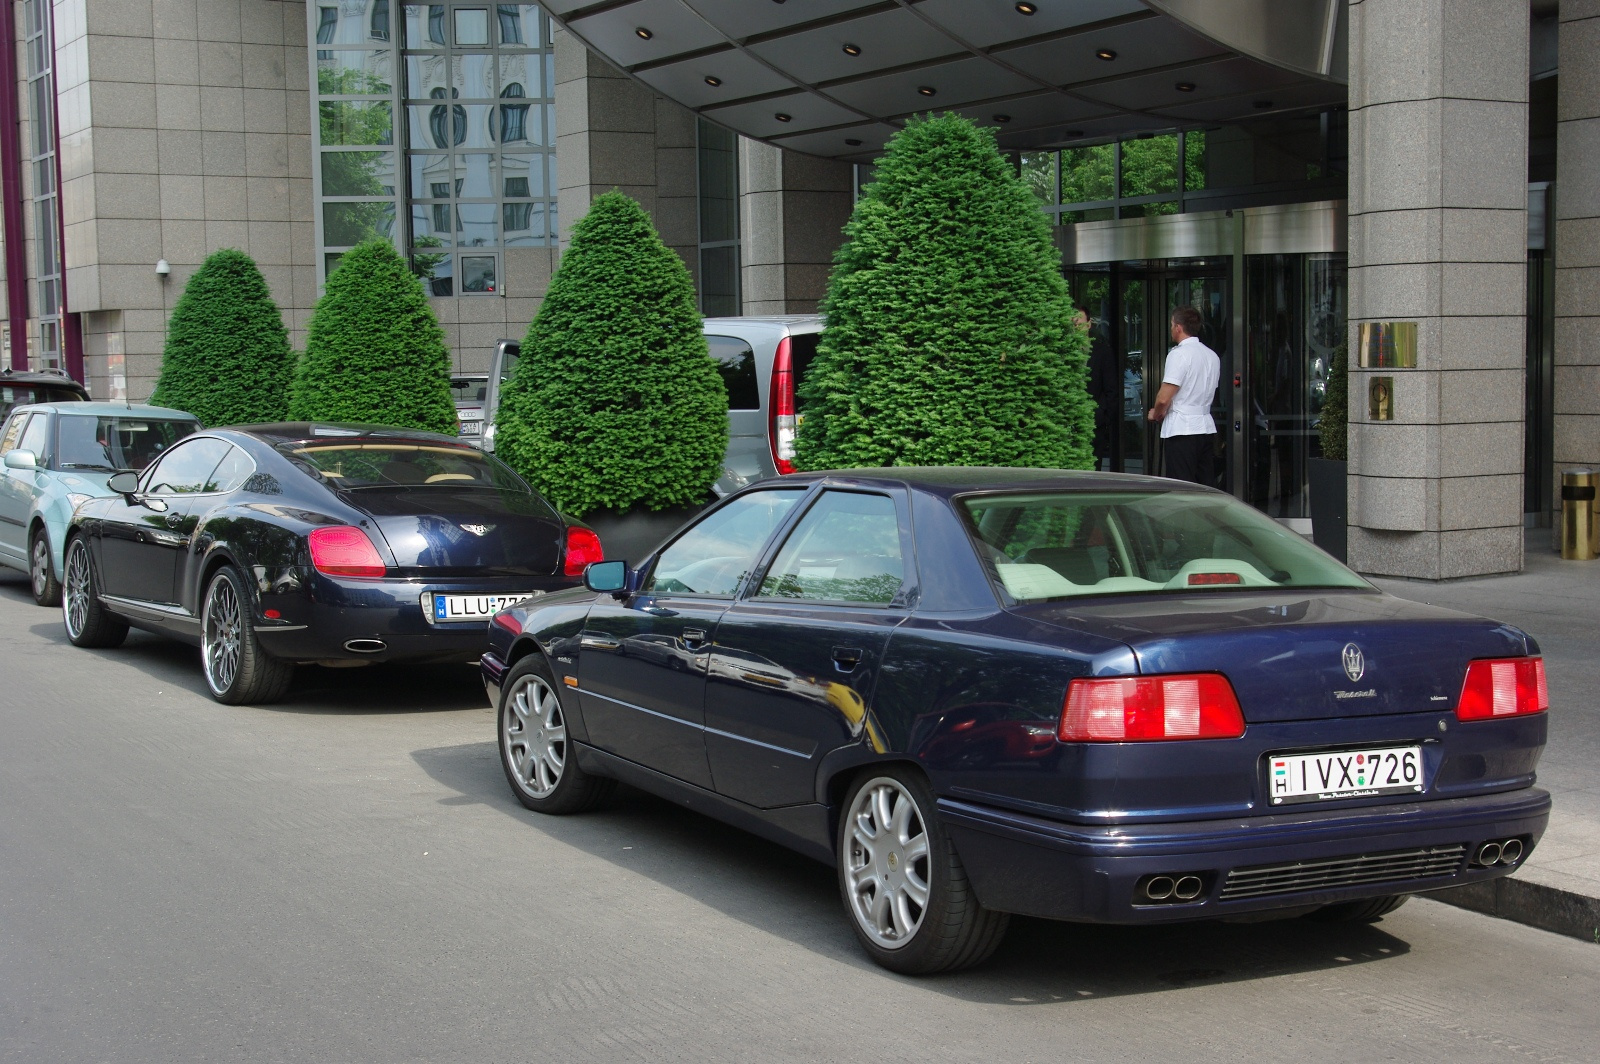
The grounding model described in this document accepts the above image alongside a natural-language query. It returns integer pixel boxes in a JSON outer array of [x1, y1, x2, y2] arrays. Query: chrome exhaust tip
[[1145, 875, 1175, 901], [344, 638, 387, 654], [1498, 838, 1523, 865], [1173, 875, 1204, 901], [1475, 841, 1502, 867]]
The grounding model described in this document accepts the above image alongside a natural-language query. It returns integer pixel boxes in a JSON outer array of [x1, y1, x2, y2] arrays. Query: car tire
[[30, 528, 62, 607], [837, 767, 1010, 975], [498, 655, 614, 814], [1306, 894, 1410, 923], [201, 565, 294, 705], [60, 536, 127, 649]]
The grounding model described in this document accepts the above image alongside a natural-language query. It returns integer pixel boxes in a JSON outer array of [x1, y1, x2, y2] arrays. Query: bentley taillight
[[308, 526, 386, 578], [1059, 674, 1246, 741], [1456, 657, 1548, 720], [562, 526, 604, 577]]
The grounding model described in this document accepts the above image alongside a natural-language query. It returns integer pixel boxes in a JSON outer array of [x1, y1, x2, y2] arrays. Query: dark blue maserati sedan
[[481, 469, 1550, 974]]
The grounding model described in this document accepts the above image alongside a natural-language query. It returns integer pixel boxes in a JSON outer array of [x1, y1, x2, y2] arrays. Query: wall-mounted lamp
[[155, 259, 171, 278]]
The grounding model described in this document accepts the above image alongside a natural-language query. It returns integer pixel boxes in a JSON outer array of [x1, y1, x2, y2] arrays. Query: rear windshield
[[962, 490, 1369, 602], [284, 442, 540, 496], [3, 383, 83, 415], [451, 378, 487, 405], [56, 414, 198, 472]]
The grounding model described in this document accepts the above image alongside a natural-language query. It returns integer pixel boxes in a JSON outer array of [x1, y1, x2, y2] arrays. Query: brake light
[[563, 526, 604, 578], [1060, 674, 1246, 741], [308, 525, 386, 578], [769, 335, 796, 475], [1456, 657, 1548, 720], [1188, 572, 1241, 586], [492, 611, 522, 636]]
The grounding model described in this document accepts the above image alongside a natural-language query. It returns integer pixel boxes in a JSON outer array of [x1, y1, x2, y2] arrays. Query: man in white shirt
[[1146, 305, 1220, 486]]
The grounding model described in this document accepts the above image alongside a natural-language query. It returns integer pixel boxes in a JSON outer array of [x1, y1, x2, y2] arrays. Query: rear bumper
[[940, 786, 1551, 923]]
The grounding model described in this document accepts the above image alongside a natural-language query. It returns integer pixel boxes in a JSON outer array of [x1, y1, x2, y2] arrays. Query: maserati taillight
[[1060, 674, 1246, 741]]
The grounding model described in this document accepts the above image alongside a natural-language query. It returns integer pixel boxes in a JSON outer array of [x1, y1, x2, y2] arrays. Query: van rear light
[[1060, 674, 1246, 741], [1456, 657, 1548, 720], [769, 335, 796, 475], [308, 526, 386, 578], [562, 526, 604, 577]]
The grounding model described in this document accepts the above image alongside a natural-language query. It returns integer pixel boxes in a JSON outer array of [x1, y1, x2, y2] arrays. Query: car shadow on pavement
[[410, 739, 1414, 997]]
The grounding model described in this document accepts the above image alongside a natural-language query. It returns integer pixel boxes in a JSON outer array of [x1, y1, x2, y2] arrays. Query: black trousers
[[1164, 432, 1217, 486]]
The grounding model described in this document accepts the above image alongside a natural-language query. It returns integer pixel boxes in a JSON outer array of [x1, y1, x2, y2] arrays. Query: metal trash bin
[[1561, 468, 1598, 560]]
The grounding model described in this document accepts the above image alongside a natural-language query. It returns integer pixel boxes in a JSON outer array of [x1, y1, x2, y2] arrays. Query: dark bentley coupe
[[482, 469, 1550, 974], [62, 424, 600, 704]]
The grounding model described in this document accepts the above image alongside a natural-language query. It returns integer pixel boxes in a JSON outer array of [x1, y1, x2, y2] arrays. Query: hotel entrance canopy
[[542, 0, 1349, 160]]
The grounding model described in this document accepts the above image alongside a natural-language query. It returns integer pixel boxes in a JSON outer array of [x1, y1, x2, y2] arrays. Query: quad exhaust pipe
[[1474, 837, 1526, 867], [1137, 872, 1207, 904]]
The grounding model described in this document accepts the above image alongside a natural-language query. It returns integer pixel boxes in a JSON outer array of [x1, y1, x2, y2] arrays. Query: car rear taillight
[[1060, 674, 1246, 741], [769, 335, 797, 475], [562, 526, 604, 578], [1456, 657, 1548, 720], [492, 611, 522, 636], [308, 526, 386, 578]]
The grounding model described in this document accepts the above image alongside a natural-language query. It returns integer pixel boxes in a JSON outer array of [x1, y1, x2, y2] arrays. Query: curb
[[1425, 877, 1600, 945]]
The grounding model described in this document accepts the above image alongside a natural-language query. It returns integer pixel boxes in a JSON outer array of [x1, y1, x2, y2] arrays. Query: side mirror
[[3, 449, 37, 471], [107, 471, 140, 495], [583, 559, 633, 596]]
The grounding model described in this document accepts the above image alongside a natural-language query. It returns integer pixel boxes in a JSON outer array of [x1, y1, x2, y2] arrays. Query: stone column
[[1345, 0, 1529, 578], [738, 140, 852, 315], [1553, 0, 1600, 512]]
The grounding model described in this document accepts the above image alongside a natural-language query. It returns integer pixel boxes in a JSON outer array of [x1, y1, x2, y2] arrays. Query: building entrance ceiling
[[543, 0, 1348, 160]]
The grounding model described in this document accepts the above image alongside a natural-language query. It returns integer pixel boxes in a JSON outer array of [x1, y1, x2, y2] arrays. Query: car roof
[[225, 422, 473, 448], [702, 315, 824, 335], [773, 467, 1220, 497], [19, 401, 198, 417], [0, 369, 90, 394]]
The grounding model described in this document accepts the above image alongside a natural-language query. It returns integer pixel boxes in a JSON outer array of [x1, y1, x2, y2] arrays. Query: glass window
[[17, 412, 49, 457], [324, 201, 396, 245], [708, 336, 757, 409], [142, 438, 234, 496], [497, 4, 541, 46], [454, 7, 490, 46], [1020, 151, 1058, 208], [646, 489, 807, 597], [1119, 134, 1179, 198], [0, 413, 27, 453], [404, 4, 448, 48], [317, 51, 393, 95], [283, 443, 544, 501], [319, 101, 394, 145], [1060, 144, 1114, 205], [209, 446, 257, 494], [55, 415, 198, 472], [962, 491, 1369, 602], [758, 492, 904, 605], [321, 150, 396, 196], [460, 254, 497, 292]]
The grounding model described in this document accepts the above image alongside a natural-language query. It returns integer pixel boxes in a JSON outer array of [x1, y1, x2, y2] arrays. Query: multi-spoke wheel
[[838, 768, 1009, 974], [200, 566, 293, 705], [30, 529, 61, 607], [60, 536, 127, 648], [498, 656, 613, 814]]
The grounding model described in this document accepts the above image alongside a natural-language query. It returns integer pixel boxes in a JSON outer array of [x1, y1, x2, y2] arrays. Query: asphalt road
[[2, 569, 1596, 1064]]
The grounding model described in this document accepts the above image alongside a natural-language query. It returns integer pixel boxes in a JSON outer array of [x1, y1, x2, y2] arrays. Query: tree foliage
[[149, 249, 294, 426], [795, 113, 1095, 471], [1318, 342, 1349, 461], [494, 191, 727, 517], [289, 239, 457, 434]]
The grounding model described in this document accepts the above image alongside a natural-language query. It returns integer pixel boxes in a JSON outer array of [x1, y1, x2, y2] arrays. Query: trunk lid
[[348, 486, 564, 578], [1013, 590, 1531, 722]]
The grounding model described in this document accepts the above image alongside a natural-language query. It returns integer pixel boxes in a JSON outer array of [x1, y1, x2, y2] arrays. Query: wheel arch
[[820, 755, 933, 833]]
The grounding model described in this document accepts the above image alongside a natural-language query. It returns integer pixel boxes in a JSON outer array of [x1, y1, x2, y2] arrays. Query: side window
[[645, 489, 807, 597], [17, 413, 50, 458], [0, 413, 28, 454], [707, 335, 758, 410], [757, 491, 904, 605], [142, 438, 232, 495], [209, 445, 256, 494]]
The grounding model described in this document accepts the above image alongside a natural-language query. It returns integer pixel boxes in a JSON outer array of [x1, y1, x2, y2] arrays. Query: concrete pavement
[[1374, 537, 1600, 943]]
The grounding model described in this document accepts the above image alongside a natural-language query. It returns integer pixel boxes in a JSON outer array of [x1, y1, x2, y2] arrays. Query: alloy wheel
[[31, 536, 50, 598], [503, 674, 567, 797], [203, 576, 242, 695], [63, 542, 92, 638], [844, 777, 932, 949]]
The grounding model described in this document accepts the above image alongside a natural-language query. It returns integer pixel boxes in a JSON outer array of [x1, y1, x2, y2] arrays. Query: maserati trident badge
[[1342, 642, 1365, 683], [460, 523, 495, 537]]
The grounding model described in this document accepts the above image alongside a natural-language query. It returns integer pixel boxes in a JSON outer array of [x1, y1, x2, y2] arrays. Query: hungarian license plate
[[1268, 745, 1423, 805], [458, 420, 482, 436], [426, 592, 535, 623]]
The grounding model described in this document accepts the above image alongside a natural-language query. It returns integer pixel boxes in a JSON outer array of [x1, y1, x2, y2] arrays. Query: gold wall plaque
[[1358, 321, 1418, 368], [1368, 376, 1394, 421]]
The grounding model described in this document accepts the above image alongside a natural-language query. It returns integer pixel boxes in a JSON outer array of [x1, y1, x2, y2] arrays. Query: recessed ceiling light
[[917, 85, 936, 96], [1015, 2, 1038, 13], [842, 43, 862, 56], [704, 76, 721, 87], [845, 138, 863, 146], [1252, 99, 1273, 109], [1175, 82, 1196, 92], [993, 114, 1012, 123], [775, 112, 792, 122], [635, 27, 652, 40], [1095, 48, 1117, 61]]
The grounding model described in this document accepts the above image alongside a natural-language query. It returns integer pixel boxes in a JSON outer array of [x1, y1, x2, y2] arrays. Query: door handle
[[831, 646, 863, 672], [165, 512, 183, 529], [681, 628, 708, 650]]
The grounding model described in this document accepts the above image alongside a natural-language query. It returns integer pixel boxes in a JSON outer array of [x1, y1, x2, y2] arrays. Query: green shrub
[[794, 113, 1095, 471], [289, 239, 457, 434], [148, 249, 293, 425], [1319, 343, 1348, 461], [495, 191, 727, 517]]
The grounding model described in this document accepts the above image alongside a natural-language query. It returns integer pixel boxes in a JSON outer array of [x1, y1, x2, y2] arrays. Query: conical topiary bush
[[289, 239, 457, 434], [149, 249, 294, 425], [794, 113, 1095, 471], [494, 191, 728, 517]]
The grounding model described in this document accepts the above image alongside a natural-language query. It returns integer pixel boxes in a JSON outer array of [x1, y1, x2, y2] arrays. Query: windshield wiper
[[62, 463, 119, 472]]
